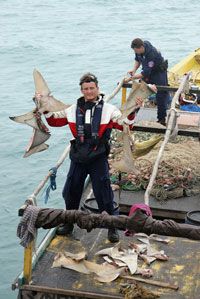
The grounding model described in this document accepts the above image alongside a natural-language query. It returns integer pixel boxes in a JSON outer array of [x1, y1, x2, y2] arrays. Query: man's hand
[[127, 70, 135, 77], [34, 110, 42, 120], [34, 92, 50, 114], [124, 76, 132, 83], [35, 92, 43, 101], [124, 70, 136, 83]]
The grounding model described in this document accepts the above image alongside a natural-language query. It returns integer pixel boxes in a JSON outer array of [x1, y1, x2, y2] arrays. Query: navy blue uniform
[[45, 96, 122, 217], [62, 154, 116, 215], [135, 41, 169, 122]]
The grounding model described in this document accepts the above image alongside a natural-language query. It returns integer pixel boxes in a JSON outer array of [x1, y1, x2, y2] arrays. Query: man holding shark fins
[[12, 69, 200, 245], [36, 72, 152, 243], [10, 69, 156, 242]]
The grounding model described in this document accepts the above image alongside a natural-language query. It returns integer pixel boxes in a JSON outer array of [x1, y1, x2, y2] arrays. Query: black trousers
[[62, 155, 118, 215], [149, 70, 169, 121]]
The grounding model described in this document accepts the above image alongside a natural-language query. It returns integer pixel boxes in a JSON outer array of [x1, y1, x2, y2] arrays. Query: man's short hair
[[131, 38, 144, 49], [79, 73, 98, 86]]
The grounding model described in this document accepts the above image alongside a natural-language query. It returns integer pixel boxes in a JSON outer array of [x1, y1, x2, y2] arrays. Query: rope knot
[[49, 167, 57, 190], [44, 167, 57, 204]]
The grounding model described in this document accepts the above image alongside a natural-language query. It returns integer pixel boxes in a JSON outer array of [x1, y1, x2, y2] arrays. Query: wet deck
[[19, 227, 200, 299]]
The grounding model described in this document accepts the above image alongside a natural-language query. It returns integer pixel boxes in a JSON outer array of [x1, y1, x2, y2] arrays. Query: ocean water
[[0, 0, 200, 298]]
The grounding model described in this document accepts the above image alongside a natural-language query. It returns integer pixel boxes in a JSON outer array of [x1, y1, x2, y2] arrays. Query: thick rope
[[144, 73, 191, 205]]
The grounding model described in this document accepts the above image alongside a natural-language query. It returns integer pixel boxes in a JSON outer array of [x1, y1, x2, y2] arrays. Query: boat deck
[[115, 190, 200, 220], [81, 100, 200, 220], [19, 227, 200, 299], [133, 107, 200, 137], [82, 182, 200, 220]]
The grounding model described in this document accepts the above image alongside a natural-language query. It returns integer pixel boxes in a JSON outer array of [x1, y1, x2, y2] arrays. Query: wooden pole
[[144, 73, 190, 205], [23, 242, 33, 284], [121, 275, 179, 290], [121, 87, 127, 105], [104, 78, 125, 102]]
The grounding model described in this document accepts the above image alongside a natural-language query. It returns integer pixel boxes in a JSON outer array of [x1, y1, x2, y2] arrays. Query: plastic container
[[82, 198, 118, 214], [185, 210, 200, 226]]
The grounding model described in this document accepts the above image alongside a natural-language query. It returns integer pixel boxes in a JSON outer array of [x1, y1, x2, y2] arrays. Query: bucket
[[82, 198, 119, 214], [185, 210, 200, 226]]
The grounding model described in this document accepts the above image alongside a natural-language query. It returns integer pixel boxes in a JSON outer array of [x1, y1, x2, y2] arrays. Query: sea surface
[[0, 0, 200, 298]]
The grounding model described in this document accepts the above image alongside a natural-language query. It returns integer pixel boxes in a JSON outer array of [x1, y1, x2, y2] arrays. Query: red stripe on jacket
[[45, 101, 135, 138]]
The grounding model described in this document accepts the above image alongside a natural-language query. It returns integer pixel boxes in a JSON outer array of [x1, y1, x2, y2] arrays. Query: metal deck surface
[[19, 227, 200, 299]]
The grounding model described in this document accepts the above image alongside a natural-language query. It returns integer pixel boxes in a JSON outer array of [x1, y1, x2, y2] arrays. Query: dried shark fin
[[84, 260, 124, 282], [10, 112, 51, 158], [52, 254, 90, 274], [23, 128, 50, 157], [9, 111, 38, 129], [119, 81, 155, 121], [33, 69, 51, 97], [33, 69, 69, 113], [112, 125, 139, 174], [63, 251, 87, 261], [24, 143, 49, 158], [9, 69, 69, 157]]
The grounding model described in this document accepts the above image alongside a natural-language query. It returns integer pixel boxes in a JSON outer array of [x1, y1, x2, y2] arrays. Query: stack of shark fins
[[9, 69, 69, 157]]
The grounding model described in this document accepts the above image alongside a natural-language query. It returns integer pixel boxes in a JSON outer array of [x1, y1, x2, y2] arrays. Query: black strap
[[76, 99, 85, 143], [76, 97, 104, 144], [91, 99, 104, 145]]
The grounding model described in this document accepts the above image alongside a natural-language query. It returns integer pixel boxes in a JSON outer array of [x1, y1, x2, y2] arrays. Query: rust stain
[[47, 236, 85, 253], [73, 281, 83, 289], [181, 274, 195, 294], [170, 264, 184, 274], [152, 263, 161, 271]]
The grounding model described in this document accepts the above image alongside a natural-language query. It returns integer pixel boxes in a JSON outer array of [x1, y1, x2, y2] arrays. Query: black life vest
[[70, 96, 110, 163]]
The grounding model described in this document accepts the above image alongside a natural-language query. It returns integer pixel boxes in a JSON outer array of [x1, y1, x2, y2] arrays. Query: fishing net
[[120, 282, 160, 299], [109, 132, 200, 201]]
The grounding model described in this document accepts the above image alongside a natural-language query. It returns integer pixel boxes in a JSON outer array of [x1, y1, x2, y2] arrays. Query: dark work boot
[[107, 228, 119, 243], [56, 224, 74, 236], [157, 119, 166, 126]]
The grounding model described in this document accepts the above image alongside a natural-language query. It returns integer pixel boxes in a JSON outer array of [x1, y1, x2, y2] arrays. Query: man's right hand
[[34, 110, 42, 120], [34, 92, 50, 114], [124, 77, 133, 83], [35, 92, 43, 101], [127, 70, 135, 77], [124, 70, 136, 83]]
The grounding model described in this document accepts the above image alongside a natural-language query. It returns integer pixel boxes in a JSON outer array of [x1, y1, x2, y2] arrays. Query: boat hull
[[168, 48, 200, 87]]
